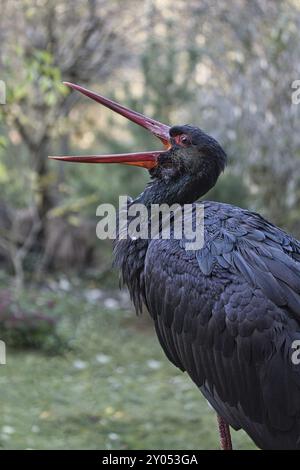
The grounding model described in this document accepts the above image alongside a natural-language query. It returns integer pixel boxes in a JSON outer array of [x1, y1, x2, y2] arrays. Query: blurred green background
[[0, 0, 300, 450]]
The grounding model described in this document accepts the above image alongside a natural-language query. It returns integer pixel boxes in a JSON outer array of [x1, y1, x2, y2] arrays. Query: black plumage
[[114, 201, 300, 449]]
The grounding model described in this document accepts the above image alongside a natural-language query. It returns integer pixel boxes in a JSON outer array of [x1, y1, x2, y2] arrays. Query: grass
[[0, 280, 256, 450]]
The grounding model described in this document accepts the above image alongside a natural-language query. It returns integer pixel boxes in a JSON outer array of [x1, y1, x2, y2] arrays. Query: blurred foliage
[[0, 289, 62, 352]]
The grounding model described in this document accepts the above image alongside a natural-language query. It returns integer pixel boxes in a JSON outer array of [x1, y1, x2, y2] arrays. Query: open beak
[[49, 82, 171, 169]]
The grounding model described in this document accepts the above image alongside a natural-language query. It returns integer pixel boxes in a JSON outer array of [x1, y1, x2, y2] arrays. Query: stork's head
[[50, 83, 227, 203]]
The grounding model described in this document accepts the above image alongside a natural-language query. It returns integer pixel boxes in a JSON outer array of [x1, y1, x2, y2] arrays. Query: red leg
[[217, 414, 232, 450]]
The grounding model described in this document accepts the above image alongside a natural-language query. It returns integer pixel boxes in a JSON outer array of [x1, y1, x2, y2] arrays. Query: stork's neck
[[134, 172, 218, 207]]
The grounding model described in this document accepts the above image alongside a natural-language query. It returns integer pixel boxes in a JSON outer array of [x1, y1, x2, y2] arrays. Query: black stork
[[50, 82, 300, 450]]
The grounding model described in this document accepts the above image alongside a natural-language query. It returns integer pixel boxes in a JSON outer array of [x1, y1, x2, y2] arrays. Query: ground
[[0, 278, 256, 450]]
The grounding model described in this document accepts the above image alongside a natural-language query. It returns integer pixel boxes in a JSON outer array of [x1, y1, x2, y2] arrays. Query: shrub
[[0, 289, 60, 352]]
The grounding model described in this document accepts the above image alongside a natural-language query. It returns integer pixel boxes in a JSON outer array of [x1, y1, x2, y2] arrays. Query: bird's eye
[[174, 134, 191, 147], [175, 135, 190, 146]]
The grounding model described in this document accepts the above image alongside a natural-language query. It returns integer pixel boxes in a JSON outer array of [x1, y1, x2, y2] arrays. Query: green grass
[[0, 283, 256, 450]]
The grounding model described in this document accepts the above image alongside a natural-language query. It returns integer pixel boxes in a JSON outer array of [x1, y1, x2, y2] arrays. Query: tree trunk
[[32, 137, 53, 245]]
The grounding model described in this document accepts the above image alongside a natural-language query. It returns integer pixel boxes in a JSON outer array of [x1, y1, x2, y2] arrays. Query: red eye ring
[[175, 134, 190, 146], [180, 135, 189, 145]]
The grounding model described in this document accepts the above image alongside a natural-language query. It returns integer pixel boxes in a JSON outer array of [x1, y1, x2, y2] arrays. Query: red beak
[[49, 82, 171, 169]]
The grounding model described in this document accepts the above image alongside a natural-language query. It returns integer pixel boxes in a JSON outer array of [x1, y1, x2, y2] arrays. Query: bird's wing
[[144, 206, 300, 448], [193, 208, 300, 321], [194, 206, 300, 321]]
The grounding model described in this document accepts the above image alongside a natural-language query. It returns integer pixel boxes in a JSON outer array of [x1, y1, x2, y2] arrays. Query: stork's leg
[[217, 414, 232, 450]]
